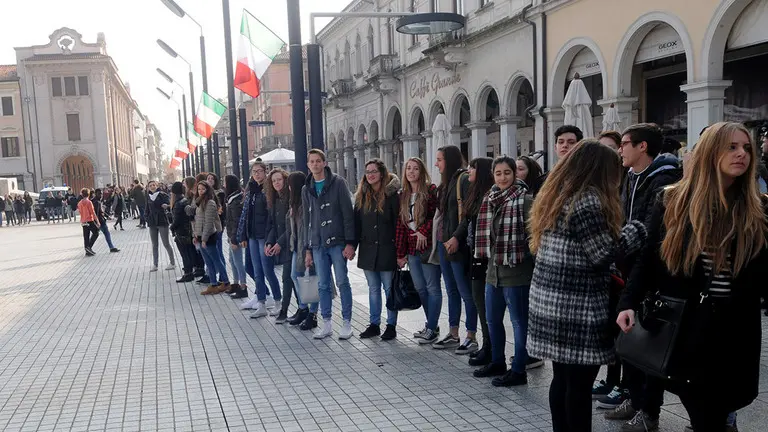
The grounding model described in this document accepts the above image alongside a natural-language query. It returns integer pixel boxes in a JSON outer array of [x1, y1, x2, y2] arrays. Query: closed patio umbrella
[[602, 103, 622, 132], [562, 73, 594, 138], [431, 112, 452, 180]]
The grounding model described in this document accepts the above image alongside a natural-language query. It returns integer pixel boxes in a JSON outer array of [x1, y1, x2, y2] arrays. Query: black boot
[[229, 285, 248, 299], [380, 324, 397, 341], [176, 273, 195, 283], [473, 362, 506, 378], [192, 268, 206, 278], [196, 275, 210, 284], [299, 313, 318, 330], [468, 345, 492, 366], [359, 324, 381, 339], [289, 308, 309, 326]]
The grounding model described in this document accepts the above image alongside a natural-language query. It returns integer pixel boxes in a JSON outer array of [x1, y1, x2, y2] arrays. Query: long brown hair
[[195, 181, 214, 206], [661, 122, 767, 276], [437, 146, 465, 213], [399, 157, 431, 226], [464, 157, 493, 218], [355, 159, 388, 213], [529, 139, 624, 253], [264, 168, 289, 208], [183, 177, 196, 201], [288, 171, 306, 218]]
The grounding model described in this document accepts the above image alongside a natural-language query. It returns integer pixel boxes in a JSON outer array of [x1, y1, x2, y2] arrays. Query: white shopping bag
[[296, 267, 320, 305]]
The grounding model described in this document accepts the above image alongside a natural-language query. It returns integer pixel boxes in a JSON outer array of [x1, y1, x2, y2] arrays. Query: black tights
[[549, 362, 600, 432], [114, 212, 123, 229], [471, 279, 491, 351], [678, 387, 729, 432]]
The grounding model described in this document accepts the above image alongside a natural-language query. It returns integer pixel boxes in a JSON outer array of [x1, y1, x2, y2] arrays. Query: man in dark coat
[[131, 180, 147, 228], [604, 123, 682, 429], [92, 189, 120, 253]]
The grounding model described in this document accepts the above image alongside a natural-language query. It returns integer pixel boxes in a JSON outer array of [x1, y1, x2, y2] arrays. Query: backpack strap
[[456, 172, 467, 223]]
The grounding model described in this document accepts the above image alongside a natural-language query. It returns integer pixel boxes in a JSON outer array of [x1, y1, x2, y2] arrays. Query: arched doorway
[[410, 107, 427, 162], [337, 130, 346, 180], [511, 78, 535, 155], [61, 155, 94, 193], [450, 93, 471, 162], [348, 126, 359, 185], [476, 86, 500, 158], [385, 106, 403, 174], [704, 0, 768, 142], [613, 13, 694, 145]]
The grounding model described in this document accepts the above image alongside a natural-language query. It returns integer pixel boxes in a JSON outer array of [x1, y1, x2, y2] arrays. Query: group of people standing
[[1, 192, 33, 226], [66, 117, 765, 432]]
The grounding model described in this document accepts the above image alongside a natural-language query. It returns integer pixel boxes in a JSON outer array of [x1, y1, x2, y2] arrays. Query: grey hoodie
[[302, 166, 355, 250]]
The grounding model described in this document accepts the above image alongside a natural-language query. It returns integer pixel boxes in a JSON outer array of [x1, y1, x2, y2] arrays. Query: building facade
[[14, 28, 140, 191], [133, 108, 150, 184], [145, 121, 164, 181], [318, 0, 768, 182], [0, 65, 31, 191], [251, 45, 310, 156]]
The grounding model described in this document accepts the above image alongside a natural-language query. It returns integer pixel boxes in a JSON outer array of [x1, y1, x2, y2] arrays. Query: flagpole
[[177, 107, 186, 178], [212, 132, 220, 178], [222, 0, 240, 179]]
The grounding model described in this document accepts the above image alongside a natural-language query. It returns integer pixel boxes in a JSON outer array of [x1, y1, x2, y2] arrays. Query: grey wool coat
[[527, 190, 647, 365]]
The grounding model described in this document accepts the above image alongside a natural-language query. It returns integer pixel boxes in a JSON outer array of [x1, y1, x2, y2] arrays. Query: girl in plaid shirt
[[395, 158, 441, 344]]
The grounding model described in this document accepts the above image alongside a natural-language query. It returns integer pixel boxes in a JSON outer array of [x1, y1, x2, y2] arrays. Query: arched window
[[367, 24, 375, 61], [355, 33, 362, 76], [344, 40, 351, 78], [334, 48, 341, 82]]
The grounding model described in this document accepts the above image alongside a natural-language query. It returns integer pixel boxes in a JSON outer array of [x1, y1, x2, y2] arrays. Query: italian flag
[[233, 10, 285, 98], [175, 137, 189, 159], [169, 157, 182, 169], [187, 122, 203, 153], [193, 92, 226, 138]]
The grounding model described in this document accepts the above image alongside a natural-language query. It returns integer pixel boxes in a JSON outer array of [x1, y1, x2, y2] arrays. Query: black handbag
[[386, 269, 422, 311], [615, 271, 715, 381]]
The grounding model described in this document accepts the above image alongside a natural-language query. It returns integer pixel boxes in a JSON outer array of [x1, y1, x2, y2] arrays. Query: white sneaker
[[338, 320, 353, 340], [165, 264, 176, 271], [249, 303, 268, 319], [265, 297, 276, 309], [150, 265, 158, 272], [313, 320, 333, 339], [239, 297, 259, 310], [269, 306, 281, 317]]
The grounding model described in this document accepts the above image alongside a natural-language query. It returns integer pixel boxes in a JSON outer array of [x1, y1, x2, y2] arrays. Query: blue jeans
[[228, 244, 247, 283], [216, 234, 226, 274], [727, 412, 737, 427], [364, 270, 397, 326], [200, 241, 229, 285], [312, 245, 353, 322], [248, 238, 281, 302], [291, 251, 318, 313], [407, 255, 442, 331], [99, 223, 115, 249], [437, 242, 477, 332], [138, 206, 146, 226], [486, 283, 530, 373]]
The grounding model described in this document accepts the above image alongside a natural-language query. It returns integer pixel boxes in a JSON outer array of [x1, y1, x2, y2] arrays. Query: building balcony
[[366, 55, 399, 95], [328, 79, 355, 110], [423, 29, 467, 69]]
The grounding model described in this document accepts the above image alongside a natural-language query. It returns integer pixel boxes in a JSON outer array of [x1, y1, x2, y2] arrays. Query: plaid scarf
[[474, 183, 528, 266]]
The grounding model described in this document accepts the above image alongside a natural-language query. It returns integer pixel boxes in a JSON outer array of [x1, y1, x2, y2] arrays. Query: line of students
[[160, 120, 764, 432]]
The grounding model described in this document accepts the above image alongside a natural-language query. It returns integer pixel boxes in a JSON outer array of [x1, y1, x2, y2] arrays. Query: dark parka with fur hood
[[354, 174, 400, 272]]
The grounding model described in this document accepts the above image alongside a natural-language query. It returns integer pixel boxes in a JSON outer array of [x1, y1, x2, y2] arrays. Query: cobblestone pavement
[[0, 220, 766, 432]]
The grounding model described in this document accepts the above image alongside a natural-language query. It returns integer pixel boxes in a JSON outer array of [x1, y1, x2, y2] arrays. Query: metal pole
[[307, 44, 324, 152], [287, 0, 308, 174], [200, 34, 209, 177], [109, 88, 121, 187], [182, 94, 191, 176], [212, 132, 221, 178], [177, 108, 186, 178], [239, 107, 249, 180], [222, 0, 240, 179], [187, 70, 200, 174]]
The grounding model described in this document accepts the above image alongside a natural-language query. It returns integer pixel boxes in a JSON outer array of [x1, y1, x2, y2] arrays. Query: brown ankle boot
[[200, 285, 219, 295], [214, 282, 231, 294]]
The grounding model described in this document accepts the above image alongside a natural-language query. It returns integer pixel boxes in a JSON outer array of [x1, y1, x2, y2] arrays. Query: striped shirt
[[701, 250, 732, 299]]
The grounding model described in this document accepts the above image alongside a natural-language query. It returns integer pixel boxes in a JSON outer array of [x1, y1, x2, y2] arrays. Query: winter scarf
[[474, 183, 528, 266], [148, 191, 161, 202]]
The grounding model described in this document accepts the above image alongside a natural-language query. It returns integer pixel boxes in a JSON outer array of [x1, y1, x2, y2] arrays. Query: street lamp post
[[157, 38, 201, 175], [159, 0, 211, 175], [286, 0, 308, 174], [157, 68, 192, 176], [156, 87, 186, 177], [221, 0, 240, 178], [303, 11, 465, 163]]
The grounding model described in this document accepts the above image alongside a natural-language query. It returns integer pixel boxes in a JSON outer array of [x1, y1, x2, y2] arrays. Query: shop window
[[1, 97, 12, 116], [645, 72, 687, 132], [723, 45, 768, 126]]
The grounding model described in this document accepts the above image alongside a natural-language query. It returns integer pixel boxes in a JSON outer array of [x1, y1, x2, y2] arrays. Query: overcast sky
[[0, 0, 350, 157]]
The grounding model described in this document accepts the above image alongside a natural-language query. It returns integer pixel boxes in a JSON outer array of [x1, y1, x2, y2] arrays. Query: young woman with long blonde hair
[[395, 157, 441, 343], [617, 122, 768, 431], [527, 140, 648, 432]]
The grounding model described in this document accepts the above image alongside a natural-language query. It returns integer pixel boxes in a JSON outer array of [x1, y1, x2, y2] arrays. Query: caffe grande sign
[[410, 72, 462, 99]]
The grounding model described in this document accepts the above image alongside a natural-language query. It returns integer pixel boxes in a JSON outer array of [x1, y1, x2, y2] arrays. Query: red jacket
[[77, 198, 97, 223], [395, 184, 437, 259]]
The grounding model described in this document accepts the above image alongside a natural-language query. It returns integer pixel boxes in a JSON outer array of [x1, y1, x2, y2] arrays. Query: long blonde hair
[[399, 157, 432, 226], [355, 159, 388, 213], [529, 139, 624, 254], [661, 122, 767, 276]]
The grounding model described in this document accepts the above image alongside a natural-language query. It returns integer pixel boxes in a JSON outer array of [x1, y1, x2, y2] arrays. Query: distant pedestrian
[[113, 188, 125, 231], [132, 180, 147, 228], [4, 195, 15, 226], [13, 196, 25, 225], [170, 181, 196, 283], [145, 180, 176, 272], [23, 191, 33, 223], [92, 189, 120, 253], [77, 188, 100, 256]]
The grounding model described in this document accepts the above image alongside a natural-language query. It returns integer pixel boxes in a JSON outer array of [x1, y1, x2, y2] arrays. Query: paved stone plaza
[[0, 220, 766, 432]]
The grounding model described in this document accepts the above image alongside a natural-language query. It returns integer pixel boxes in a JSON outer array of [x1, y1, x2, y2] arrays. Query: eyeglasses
[[252, 169, 265, 174], [365, 170, 379, 175], [620, 140, 634, 147]]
